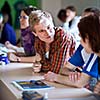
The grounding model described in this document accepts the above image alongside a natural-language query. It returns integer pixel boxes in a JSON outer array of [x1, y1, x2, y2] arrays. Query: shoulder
[[68, 45, 84, 62], [4, 23, 15, 32], [55, 27, 73, 40], [4, 23, 12, 28], [77, 45, 83, 51], [69, 45, 83, 59], [74, 16, 81, 20], [73, 16, 81, 23]]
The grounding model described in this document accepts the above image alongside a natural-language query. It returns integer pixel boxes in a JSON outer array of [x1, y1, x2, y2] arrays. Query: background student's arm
[[8, 52, 41, 63]]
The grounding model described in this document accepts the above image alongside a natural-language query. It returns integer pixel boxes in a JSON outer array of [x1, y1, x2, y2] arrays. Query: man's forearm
[[54, 73, 90, 88]]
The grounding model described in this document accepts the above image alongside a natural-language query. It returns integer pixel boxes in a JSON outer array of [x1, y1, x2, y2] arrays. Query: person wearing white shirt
[[64, 5, 81, 49]]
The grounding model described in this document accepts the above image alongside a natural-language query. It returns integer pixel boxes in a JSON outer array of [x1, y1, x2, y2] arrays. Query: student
[[66, 7, 100, 86], [82, 7, 100, 17], [63, 7, 100, 97], [57, 9, 67, 30], [29, 10, 76, 73], [6, 5, 37, 56], [64, 5, 81, 49], [0, 11, 16, 45], [1, 1, 12, 26], [69, 7, 100, 96], [44, 12, 100, 88], [67, 7, 100, 88], [6, 6, 42, 63]]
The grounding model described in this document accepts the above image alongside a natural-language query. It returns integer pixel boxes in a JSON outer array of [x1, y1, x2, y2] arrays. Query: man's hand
[[35, 53, 41, 62], [33, 61, 41, 73], [44, 71, 57, 82]]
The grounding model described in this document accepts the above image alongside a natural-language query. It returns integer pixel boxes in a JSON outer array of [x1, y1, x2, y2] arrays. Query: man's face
[[33, 18, 55, 44]]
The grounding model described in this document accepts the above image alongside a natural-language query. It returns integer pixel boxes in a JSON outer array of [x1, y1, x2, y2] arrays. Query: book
[[12, 80, 54, 91]]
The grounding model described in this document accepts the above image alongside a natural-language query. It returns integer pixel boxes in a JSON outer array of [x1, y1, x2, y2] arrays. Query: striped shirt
[[34, 27, 76, 73]]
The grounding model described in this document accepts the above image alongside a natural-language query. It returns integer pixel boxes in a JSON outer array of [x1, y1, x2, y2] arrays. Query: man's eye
[[47, 26, 50, 29], [39, 30, 45, 32]]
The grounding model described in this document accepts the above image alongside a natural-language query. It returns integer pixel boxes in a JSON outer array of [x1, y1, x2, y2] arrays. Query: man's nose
[[45, 29, 51, 36]]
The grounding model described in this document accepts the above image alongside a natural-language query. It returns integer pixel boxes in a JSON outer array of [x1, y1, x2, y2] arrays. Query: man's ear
[[32, 32, 37, 36]]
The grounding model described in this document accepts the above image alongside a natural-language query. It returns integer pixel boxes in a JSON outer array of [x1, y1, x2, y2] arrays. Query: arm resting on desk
[[8, 52, 41, 63], [44, 71, 90, 88], [44, 61, 90, 88]]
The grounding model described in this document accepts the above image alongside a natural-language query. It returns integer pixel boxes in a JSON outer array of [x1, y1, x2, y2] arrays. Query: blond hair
[[29, 10, 54, 32]]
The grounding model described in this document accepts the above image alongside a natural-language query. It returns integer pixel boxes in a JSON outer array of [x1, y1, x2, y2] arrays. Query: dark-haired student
[[6, 6, 41, 63]]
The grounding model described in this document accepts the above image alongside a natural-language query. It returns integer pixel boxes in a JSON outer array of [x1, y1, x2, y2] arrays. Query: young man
[[29, 10, 76, 73]]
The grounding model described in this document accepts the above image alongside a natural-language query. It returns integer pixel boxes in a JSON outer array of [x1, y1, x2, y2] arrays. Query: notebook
[[12, 80, 54, 91]]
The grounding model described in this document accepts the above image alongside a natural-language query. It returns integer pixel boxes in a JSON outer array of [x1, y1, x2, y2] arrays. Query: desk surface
[[0, 63, 92, 100]]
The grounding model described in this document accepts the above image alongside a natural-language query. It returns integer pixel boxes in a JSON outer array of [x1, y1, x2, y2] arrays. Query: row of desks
[[0, 63, 94, 100]]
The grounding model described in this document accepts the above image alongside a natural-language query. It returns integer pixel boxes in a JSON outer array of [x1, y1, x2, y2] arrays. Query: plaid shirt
[[34, 28, 76, 73]]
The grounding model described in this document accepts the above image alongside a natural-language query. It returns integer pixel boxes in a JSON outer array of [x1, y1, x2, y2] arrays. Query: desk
[[0, 63, 92, 100]]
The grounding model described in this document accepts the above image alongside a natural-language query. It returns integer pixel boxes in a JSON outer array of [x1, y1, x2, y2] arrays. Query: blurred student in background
[[57, 6, 81, 49], [6, 6, 41, 63], [64, 5, 81, 49], [1, 1, 12, 26], [57, 9, 67, 30], [0, 11, 16, 45], [82, 7, 100, 17], [6, 5, 37, 56]]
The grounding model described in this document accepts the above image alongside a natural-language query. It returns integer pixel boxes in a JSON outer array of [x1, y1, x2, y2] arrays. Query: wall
[[42, 0, 100, 26], [62, 0, 100, 15], [41, 0, 62, 26], [0, 0, 99, 26]]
